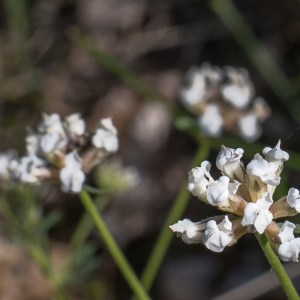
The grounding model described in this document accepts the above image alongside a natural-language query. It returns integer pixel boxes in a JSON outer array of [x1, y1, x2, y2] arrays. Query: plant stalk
[[256, 233, 300, 300], [78, 189, 151, 300]]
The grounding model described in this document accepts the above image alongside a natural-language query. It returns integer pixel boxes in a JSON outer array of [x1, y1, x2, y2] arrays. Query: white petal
[[218, 215, 232, 232], [228, 180, 241, 195], [256, 191, 273, 210], [205, 231, 232, 252], [59, 167, 72, 192], [287, 188, 300, 212], [238, 114, 262, 142], [64, 151, 82, 170], [253, 209, 273, 234], [206, 176, 230, 205], [278, 221, 296, 243], [241, 202, 259, 226], [263, 140, 289, 162], [279, 238, 300, 262], [40, 132, 60, 153], [71, 170, 85, 193], [169, 219, 205, 244], [198, 104, 223, 138]]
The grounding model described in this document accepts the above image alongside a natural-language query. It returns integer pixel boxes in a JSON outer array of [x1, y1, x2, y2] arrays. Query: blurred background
[[1, 0, 300, 299]]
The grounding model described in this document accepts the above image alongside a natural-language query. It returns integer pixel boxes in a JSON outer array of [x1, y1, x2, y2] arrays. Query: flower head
[[278, 221, 300, 262]]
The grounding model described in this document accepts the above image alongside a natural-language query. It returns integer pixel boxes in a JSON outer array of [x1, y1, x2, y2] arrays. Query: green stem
[[70, 196, 108, 248], [131, 139, 211, 299], [255, 233, 300, 300], [78, 189, 151, 300]]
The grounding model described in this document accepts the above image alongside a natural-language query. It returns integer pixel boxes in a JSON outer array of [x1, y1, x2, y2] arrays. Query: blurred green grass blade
[[3, 0, 42, 87], [69, 28, 171, 107], [208, 0, 300, 124]]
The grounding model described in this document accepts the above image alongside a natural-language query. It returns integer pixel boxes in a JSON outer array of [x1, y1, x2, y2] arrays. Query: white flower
[[0, 150, 16, 181], [64, 113, 86, 138], [287, 188, 300, 213], [238, 114, 262, 142], [181, 64, 223, 109], [206, 176, 240, 206], [187, 161, 214, 199], [9, 154, 50, 184], [169, 219, 206, 244], [241, 191, 273, 234], [246, 154, 280, 186], [221, 67, 254, 109], [40, 132, 66, 153], [92, 118, 119, 153], [278, 221, 300, 262], [181, 72, 207, 107], [37, 113, 65, 136], [203, 216, 233, 252], [198, 104, 223, 137], [26, 130, 41, 155], [59, 151, 85, 193], [216, 146, 244, 178], [262, 140, 289, 167]]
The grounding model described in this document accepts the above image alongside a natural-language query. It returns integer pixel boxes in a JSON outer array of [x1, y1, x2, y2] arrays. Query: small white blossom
[[187, 161, 214, 199], [59, 151, 85, 193], [246, 154, 280, 186], [92, 118, 119, 153], [37, 113, 65, 136], [216, 146, 244, 178], [241, 191, 273, 234], [169, 219, 206, 244], [181, 72, 207, 107], [287, 188, 300, 213], [262, 140, 289, 167], [207, 176, 240, 206], [238, 114, 262, 142], [9, 154, 50, 184], [64, 113, 86, 138], [0, 150, 16, 180], [278, 221, 300, 262], [40, 132, 66, 153], [198, 104, 223, 137], [221, 67, 254, 109], [203, 216, 233, 252]]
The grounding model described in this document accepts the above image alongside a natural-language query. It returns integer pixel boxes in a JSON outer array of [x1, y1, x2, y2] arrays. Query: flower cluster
[[170, 141, 300, 262], [6, 113, 119, 193], [180, 63, 270, 141]]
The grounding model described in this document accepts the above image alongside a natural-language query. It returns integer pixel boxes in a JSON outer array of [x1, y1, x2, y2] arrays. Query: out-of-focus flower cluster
[[170, 141, 300, 262], [180, 63, 271, 141], [3, 113, 119, 193]]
